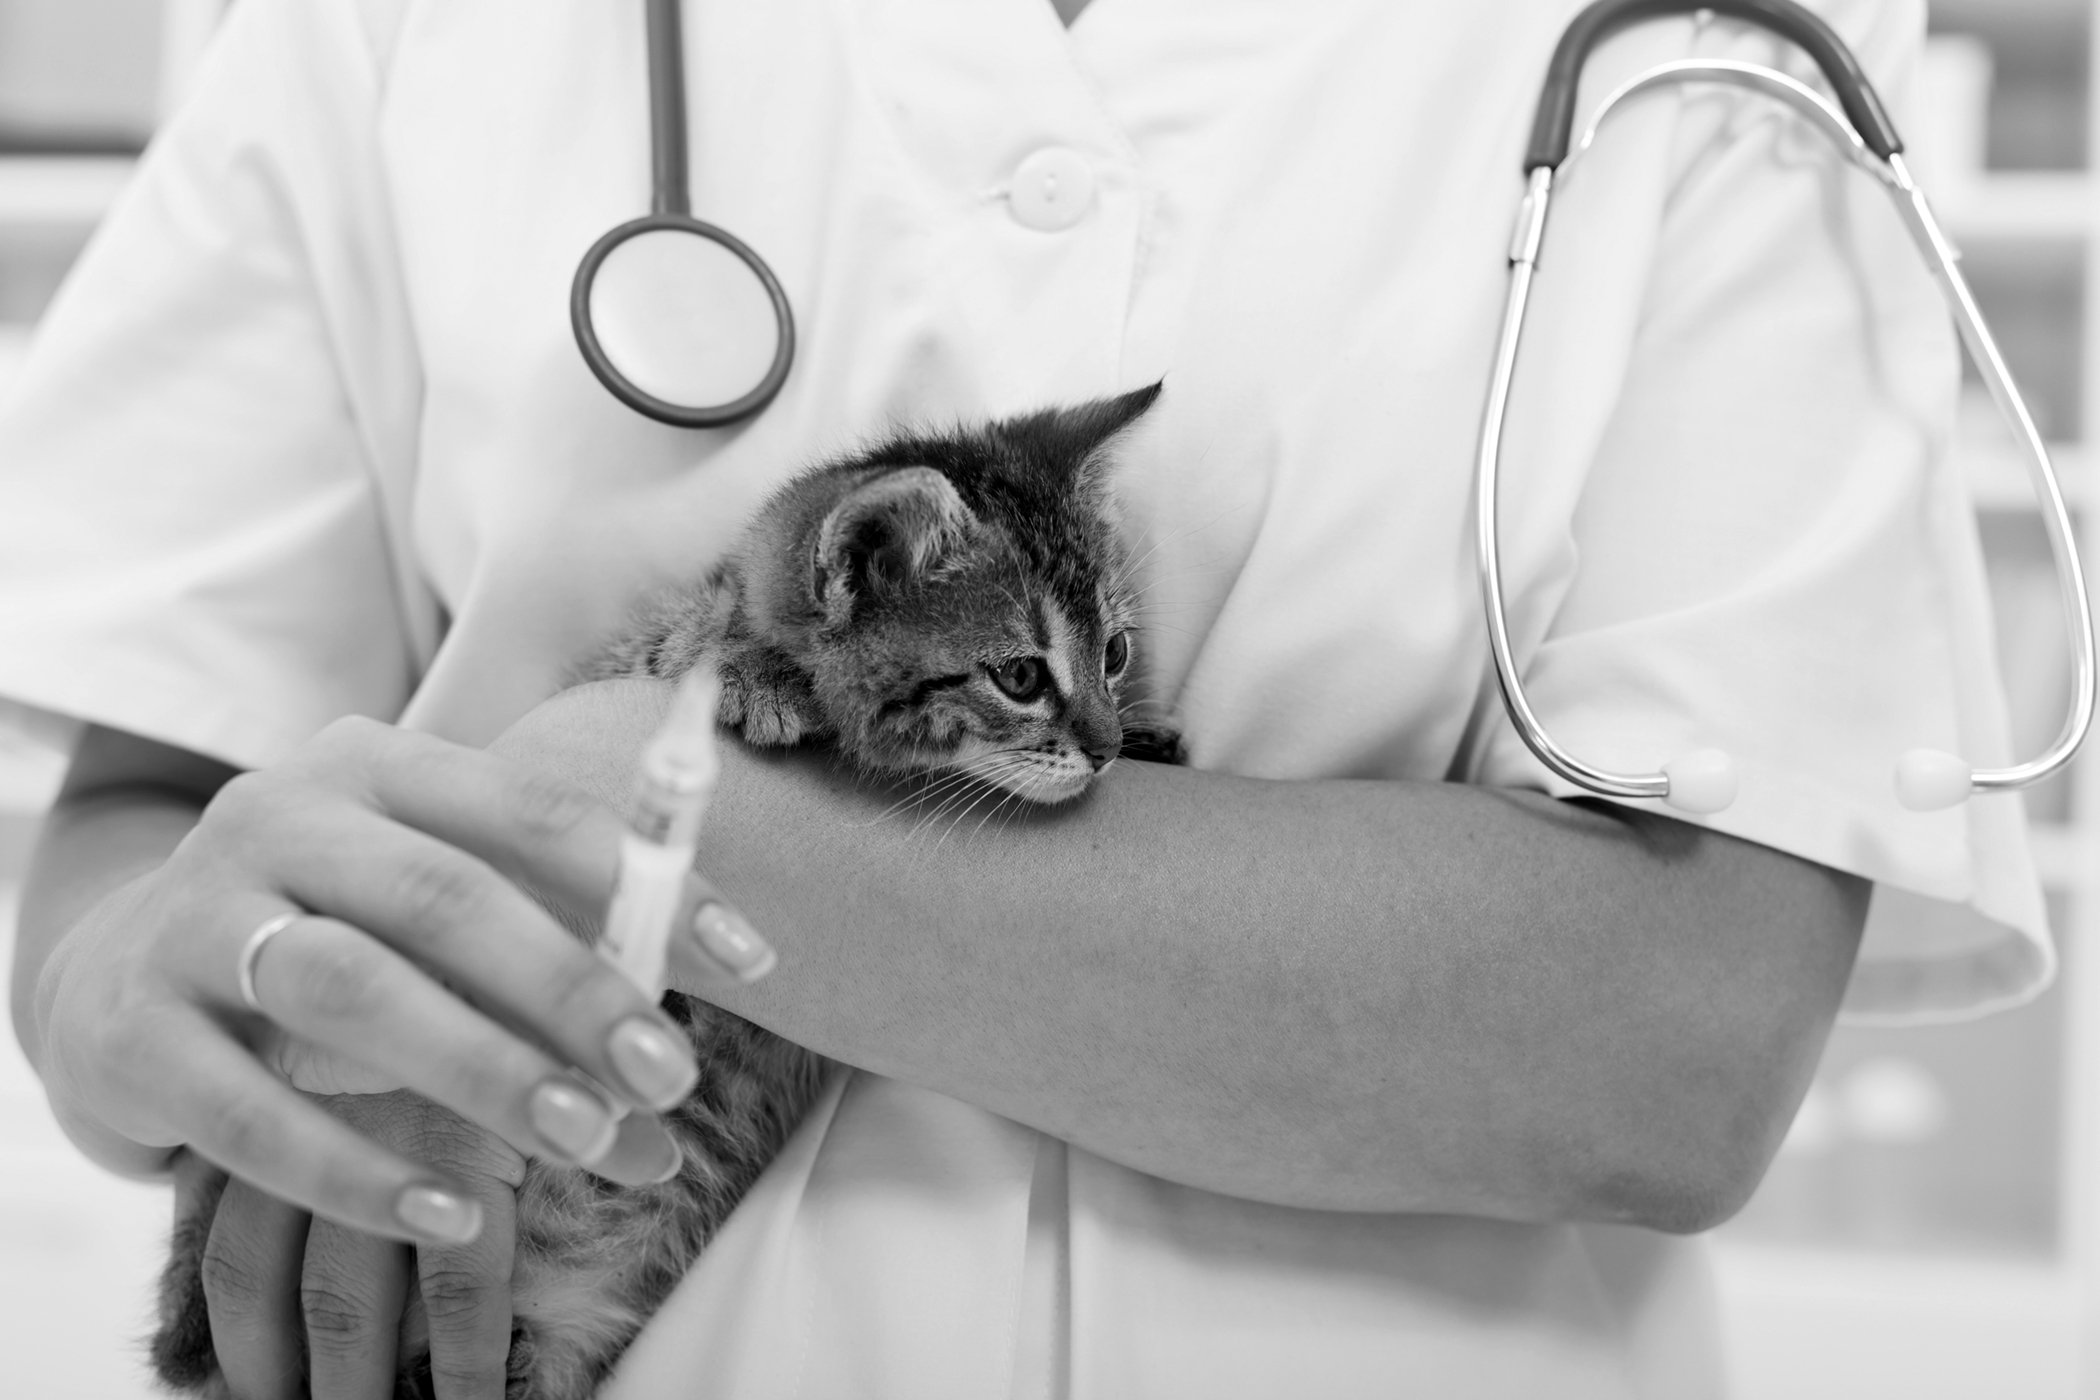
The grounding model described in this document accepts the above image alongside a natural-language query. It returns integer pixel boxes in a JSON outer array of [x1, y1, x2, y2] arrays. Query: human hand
[[165, 1095, 526, 1400], [32, 712, 761, 1246], [488, 676, 781, 987]]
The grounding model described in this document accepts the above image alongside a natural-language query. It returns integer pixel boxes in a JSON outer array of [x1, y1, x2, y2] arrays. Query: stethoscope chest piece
[[573, 213, 794, 428], [572, 0, 796, 429]]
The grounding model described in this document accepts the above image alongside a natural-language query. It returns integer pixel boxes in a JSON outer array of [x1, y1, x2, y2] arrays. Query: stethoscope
[[1478, 0, 2096, 815], [571, 0, 795, 428], [574, 0, 2095, 818]]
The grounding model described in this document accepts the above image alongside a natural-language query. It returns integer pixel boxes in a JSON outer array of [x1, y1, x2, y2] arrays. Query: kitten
[[151, 384, 1181, 1400]]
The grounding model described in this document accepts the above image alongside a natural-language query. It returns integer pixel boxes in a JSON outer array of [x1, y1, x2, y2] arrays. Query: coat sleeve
[[1469, 0, 2053, 1021], [0, 0, 433, 770]]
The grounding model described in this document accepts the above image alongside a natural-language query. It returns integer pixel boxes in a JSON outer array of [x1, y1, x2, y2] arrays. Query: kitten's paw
[[734, 692, 811, 747], [717, 657, 819, 748], [1119, 726, 1186, 765]]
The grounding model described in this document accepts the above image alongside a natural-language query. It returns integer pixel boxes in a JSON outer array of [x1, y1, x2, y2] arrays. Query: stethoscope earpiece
[[1895, 750, 1976, 813], [1661, 750, 1738, 816]]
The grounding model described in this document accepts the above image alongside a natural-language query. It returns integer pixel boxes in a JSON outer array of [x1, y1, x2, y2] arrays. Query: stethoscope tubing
[[1892, 157, 2097, 793], [1476, 170, 1659, 799], [1478, 4, 2097, 813], [569, 0, 797, 428], [1526, 0, 1901, 170], [647, 0, 693, 219]]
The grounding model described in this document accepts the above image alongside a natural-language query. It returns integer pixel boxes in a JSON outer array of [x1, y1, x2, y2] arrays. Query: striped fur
[[596, 383, 1180, 798], [152, 388, 1180, 1399]]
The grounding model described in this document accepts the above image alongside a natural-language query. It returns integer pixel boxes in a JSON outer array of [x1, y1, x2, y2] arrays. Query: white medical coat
[[0, 0, 2051, 1394]]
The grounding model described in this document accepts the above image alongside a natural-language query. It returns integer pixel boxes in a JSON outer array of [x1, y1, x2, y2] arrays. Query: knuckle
[[544, 963, 629, 1033], [200, 769, 279, 835], [484, 1140, 530, 1190], [281, 716, 390, 791], [312, 713, 388, 758], [416, 1262, 501, 1326], [87, 998, 160, 1076], [290, 933, 383, 1023], [344, 1087, 453, 1149], [415, 1112, 528, 1188], [300, 1281, 384, 1353], [503, 769, 599, 842], [196, 768, 327, 869], [198, 1235, 268, 1311], [447, 1055, 522, 1126], [90, 1008, 184, 1109], [203, 1092, 284, 1170], [430, 1358, 507, 1397], [392, 853, 492, 935]]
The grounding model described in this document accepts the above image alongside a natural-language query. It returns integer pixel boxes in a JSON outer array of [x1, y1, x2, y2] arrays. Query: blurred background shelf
[[1717, 1245, 2084, 1400], [1711, 1, 2100, 1396], [0, 153, 133, 228], [1942, 171, 2095, 243], [1962, 437, 2087, 511], [2033, 822, 2090, 888]]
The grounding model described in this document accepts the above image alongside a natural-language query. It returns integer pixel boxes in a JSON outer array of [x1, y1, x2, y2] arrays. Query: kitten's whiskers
[[933, 767, 1016, 851], [862, 765, 987, 829]]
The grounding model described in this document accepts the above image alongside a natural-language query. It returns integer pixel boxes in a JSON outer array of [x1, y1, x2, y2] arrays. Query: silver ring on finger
[[236, 911, 303, 1014]]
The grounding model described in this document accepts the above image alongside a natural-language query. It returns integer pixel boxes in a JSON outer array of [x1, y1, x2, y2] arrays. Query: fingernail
[[607, 1018, 699, 1108], [644, 1136, 684, 1185], [692, 902, 777, 983], [528, 1079, 618, 1164], [395, 1185, 482, 1244]]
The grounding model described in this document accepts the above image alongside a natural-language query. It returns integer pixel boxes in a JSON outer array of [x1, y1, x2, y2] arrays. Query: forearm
[[513, 682, 1869, 1231]]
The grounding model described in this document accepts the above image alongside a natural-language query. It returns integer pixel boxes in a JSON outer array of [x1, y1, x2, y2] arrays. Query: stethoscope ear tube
[[1524, 0, 1902, 172], [1475, 167, 1740, 816], [1888, 158, 2097, 807]]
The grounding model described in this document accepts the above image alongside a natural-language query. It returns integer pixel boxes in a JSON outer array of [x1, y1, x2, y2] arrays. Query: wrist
[[492, 677, 674, 813]]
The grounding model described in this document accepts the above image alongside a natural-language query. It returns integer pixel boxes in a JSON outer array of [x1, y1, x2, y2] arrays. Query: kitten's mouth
[[943, 752, 1096, 805]]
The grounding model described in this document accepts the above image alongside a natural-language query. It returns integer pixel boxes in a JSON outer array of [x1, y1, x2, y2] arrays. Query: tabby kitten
[[152, 384, 1180, 1400]]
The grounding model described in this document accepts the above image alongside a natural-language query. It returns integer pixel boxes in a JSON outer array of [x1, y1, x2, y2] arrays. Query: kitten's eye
[[1103, 631, 1131, 679], [989, 657, 1049, 703]]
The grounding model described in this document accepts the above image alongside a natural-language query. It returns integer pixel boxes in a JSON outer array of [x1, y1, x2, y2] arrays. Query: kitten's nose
[[1075, 700, 1121, 770]]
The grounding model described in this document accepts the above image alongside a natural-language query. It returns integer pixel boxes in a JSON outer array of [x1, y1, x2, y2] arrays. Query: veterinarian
[[1, 0, 2047, 1395]]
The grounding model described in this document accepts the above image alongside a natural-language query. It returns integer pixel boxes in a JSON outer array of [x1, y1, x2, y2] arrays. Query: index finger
[[147, 1008, 484, 1248], [344, 719, 777, 987]]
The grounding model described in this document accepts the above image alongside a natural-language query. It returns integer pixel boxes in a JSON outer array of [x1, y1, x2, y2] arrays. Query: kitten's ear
[[995, 382, 1162, 485], [1058, 381, 1163, 448], [814, 466, 973, 617]]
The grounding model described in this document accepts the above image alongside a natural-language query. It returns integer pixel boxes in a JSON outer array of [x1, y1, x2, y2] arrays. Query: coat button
[[1008, 147, 1096, 231]]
